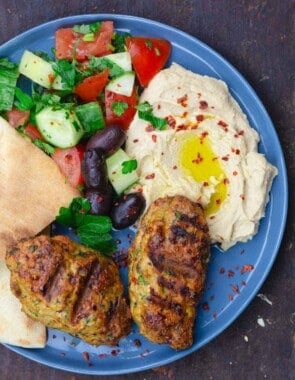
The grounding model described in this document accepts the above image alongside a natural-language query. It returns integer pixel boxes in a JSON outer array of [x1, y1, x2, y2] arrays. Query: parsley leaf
[[111, 32, 131, 53], [89, 56, 124, 78], [14, 87, 34, 111], [52, 59, 76, 89], [111, 101, 128, 116], [72, 22, 101, 35], [34, 139, 55, 155], [136, 101, 167, 130], [56, 197, 115, 256], [121, 159, 138, 174]]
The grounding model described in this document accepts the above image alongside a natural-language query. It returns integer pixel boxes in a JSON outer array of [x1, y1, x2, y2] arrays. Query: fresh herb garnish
[[33, 139, 55, 155], [121, 159, 138, 174], [52, 59, 76, 89], [56, 197, 116, 256], [111, 32, 131, 53], [72, 22, 101, 35], [136, 101, 167, 130], [111, 100, 128, 116], [14, 87, 34, 111], [89, 56, 124, 78]]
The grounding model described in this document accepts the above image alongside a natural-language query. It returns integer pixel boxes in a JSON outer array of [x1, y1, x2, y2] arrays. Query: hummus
[[125, 64, 277, 250]]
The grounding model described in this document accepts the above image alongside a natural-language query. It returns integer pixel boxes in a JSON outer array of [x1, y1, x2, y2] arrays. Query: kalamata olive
[[82, 148, 108, 191], [110, 193, 146, 230], [84, 183, 113, 215], [86, 125, 126, 156]]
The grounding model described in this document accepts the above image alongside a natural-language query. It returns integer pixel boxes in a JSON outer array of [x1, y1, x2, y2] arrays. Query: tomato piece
[[126, 37, 171, 87], [23, 124, 44, 141], [7, 109, 30, 128], [55, 21, 114, 61], [105, 87, 137, 130], [52, 145, 85, 188], [74, 69, 109, 102]]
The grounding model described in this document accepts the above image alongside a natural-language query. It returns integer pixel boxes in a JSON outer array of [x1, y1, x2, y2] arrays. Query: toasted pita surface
[[0, 116, 79, 259], [0, 259, 46, 348]]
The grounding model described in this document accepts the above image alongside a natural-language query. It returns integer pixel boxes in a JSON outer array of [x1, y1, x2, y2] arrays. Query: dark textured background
[[0, 1, 294, 379]]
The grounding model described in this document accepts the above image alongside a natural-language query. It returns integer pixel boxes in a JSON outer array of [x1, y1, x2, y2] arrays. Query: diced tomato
[[74, 69, 109, 102], [7, 109, 30, 128], [126, 37, 171, 87], [52, 145, 85, 188], [55, 21, 114, 61], [23, 124, 44, 141], [105, 87, 137, 130]]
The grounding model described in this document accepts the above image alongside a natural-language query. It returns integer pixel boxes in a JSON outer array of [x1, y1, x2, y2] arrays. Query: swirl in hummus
[[125, 63, 277, 250]]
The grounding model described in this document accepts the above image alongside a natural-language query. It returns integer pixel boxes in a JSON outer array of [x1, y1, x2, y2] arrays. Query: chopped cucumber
[[104, 52, 132, 72], [76, 102, 105, 137], [106, 148, 138, 194], [35, 106, 84, 148], [19, 50, 64, 90], [105, 71, 135, 97]]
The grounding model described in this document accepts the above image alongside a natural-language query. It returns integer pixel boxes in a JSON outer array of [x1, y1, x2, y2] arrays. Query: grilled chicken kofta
[[6, 235, 131, 346], [128, 195, 210, 350]]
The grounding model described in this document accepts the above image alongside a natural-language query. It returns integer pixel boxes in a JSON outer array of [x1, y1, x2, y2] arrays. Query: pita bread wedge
[[0, 259, 46, 348], [0, 116, 79, 258]]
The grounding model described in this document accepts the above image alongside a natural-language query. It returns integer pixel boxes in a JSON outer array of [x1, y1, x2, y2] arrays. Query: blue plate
[[0, 14, 288, 375]]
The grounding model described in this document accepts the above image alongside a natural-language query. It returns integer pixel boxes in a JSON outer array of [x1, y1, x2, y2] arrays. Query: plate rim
[[1, 13, 288, 375]]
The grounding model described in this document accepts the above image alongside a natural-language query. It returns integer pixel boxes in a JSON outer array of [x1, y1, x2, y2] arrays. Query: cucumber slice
[[19, 50, 56, 89], [105, 71, 135, 97], [106, 148, 138, 194], [104, 52, 132, 72], [35, 106, 84, 148]]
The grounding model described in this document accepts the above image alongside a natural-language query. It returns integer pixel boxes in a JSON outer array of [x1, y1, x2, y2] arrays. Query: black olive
[[84, 183, 113, 215], [86, 125, 126, 156], [82, 148, 108, 191], [110, 193, 146, 230]]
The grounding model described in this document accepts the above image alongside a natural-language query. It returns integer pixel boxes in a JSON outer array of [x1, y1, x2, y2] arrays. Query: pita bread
[[0, 259, 46, 347], [0, 116, 79, 259], [0, 116, 79, 347]]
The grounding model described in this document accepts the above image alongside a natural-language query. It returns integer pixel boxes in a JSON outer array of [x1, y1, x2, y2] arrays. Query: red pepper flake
[[166, 115, 176, 129], [134, 338, 142, 347], [212, 156, 218, 161], [157, 103, 161, 109], [111, 349, 120, 356], [177, 93, 188, 107], [221, 155, 229, 161], [133, 138, 139, 143], [173, 165, 177, 170], [228, 294, 234, 301], [98, 353, 107, 359], [199, 100, 208, 110], [181, 111, 188, 118], [151, 134, 157, 142], [234, 130, 245, 138], [176, 124, 187, 131], [241, 280, 247, 286], [213, 312, 217, 319], [196, 114, 204, 122], [192, 152, 203, 164], [219, 267, 225, 274], [209, 215, 215, 219], [145, 124, 155, 132], [203, 181, 209, 186], [240, 194, 245, 200], [223, 177, 230, 185], [82, 351, 92, 366], [197, 92, 202, 98], [218, 120, 228, 128], [235, 149, 240, 155], [233, 170, 238, 176], [241, 264, 254, 274], [230, 284, 240, 294], [202, 302, 210, 311], [228, 269, 235, 278], [145, 173, 155, 180], [200, 131, 209, 141], [216, 198, 221, 205]]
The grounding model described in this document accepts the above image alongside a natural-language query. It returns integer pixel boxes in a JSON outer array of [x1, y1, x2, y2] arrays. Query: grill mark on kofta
[[71, 260, 101, 323]]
